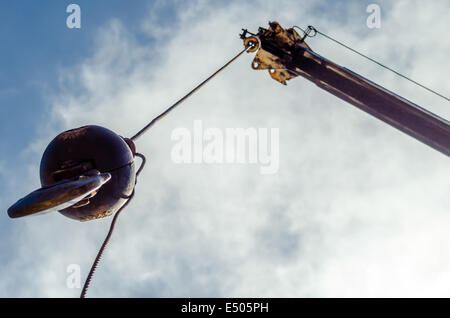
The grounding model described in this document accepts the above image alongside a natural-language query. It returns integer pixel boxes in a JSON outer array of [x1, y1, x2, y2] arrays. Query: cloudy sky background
[[0, 0, 449, 297]]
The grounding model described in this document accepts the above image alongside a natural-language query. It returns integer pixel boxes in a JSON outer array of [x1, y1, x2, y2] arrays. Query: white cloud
[[2, 0, 450, 297]]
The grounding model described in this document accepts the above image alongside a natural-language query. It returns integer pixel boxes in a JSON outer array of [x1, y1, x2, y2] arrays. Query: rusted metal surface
[[243, 22, 450, 156], [241, 22, 311, 85], [41, 125, 134, 180], [8, 125, 137, 221], [39, 125, 136, 221]]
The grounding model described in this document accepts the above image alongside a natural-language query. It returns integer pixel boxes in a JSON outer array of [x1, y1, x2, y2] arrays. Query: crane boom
[[242, 22, 450, 156]]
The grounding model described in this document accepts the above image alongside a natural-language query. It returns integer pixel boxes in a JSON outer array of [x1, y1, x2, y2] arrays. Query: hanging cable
[[80, 191, 134, 298], [293, 25, 450, 102], [80, 152, 146, 298], [130, 45, 253, 141]]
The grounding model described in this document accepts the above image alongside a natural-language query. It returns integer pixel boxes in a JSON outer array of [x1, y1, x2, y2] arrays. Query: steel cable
[[293, 25, 450, 102], [130, 46, 252, 141], [80, 152, 146, 298]]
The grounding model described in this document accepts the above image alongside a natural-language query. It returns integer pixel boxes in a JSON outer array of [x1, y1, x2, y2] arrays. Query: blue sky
[[0, 1, 149, 156], [1, 0, 449, 297]]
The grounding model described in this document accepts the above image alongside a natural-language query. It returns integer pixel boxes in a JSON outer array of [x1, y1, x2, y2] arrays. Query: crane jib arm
[[242, 22, 450, 156]]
